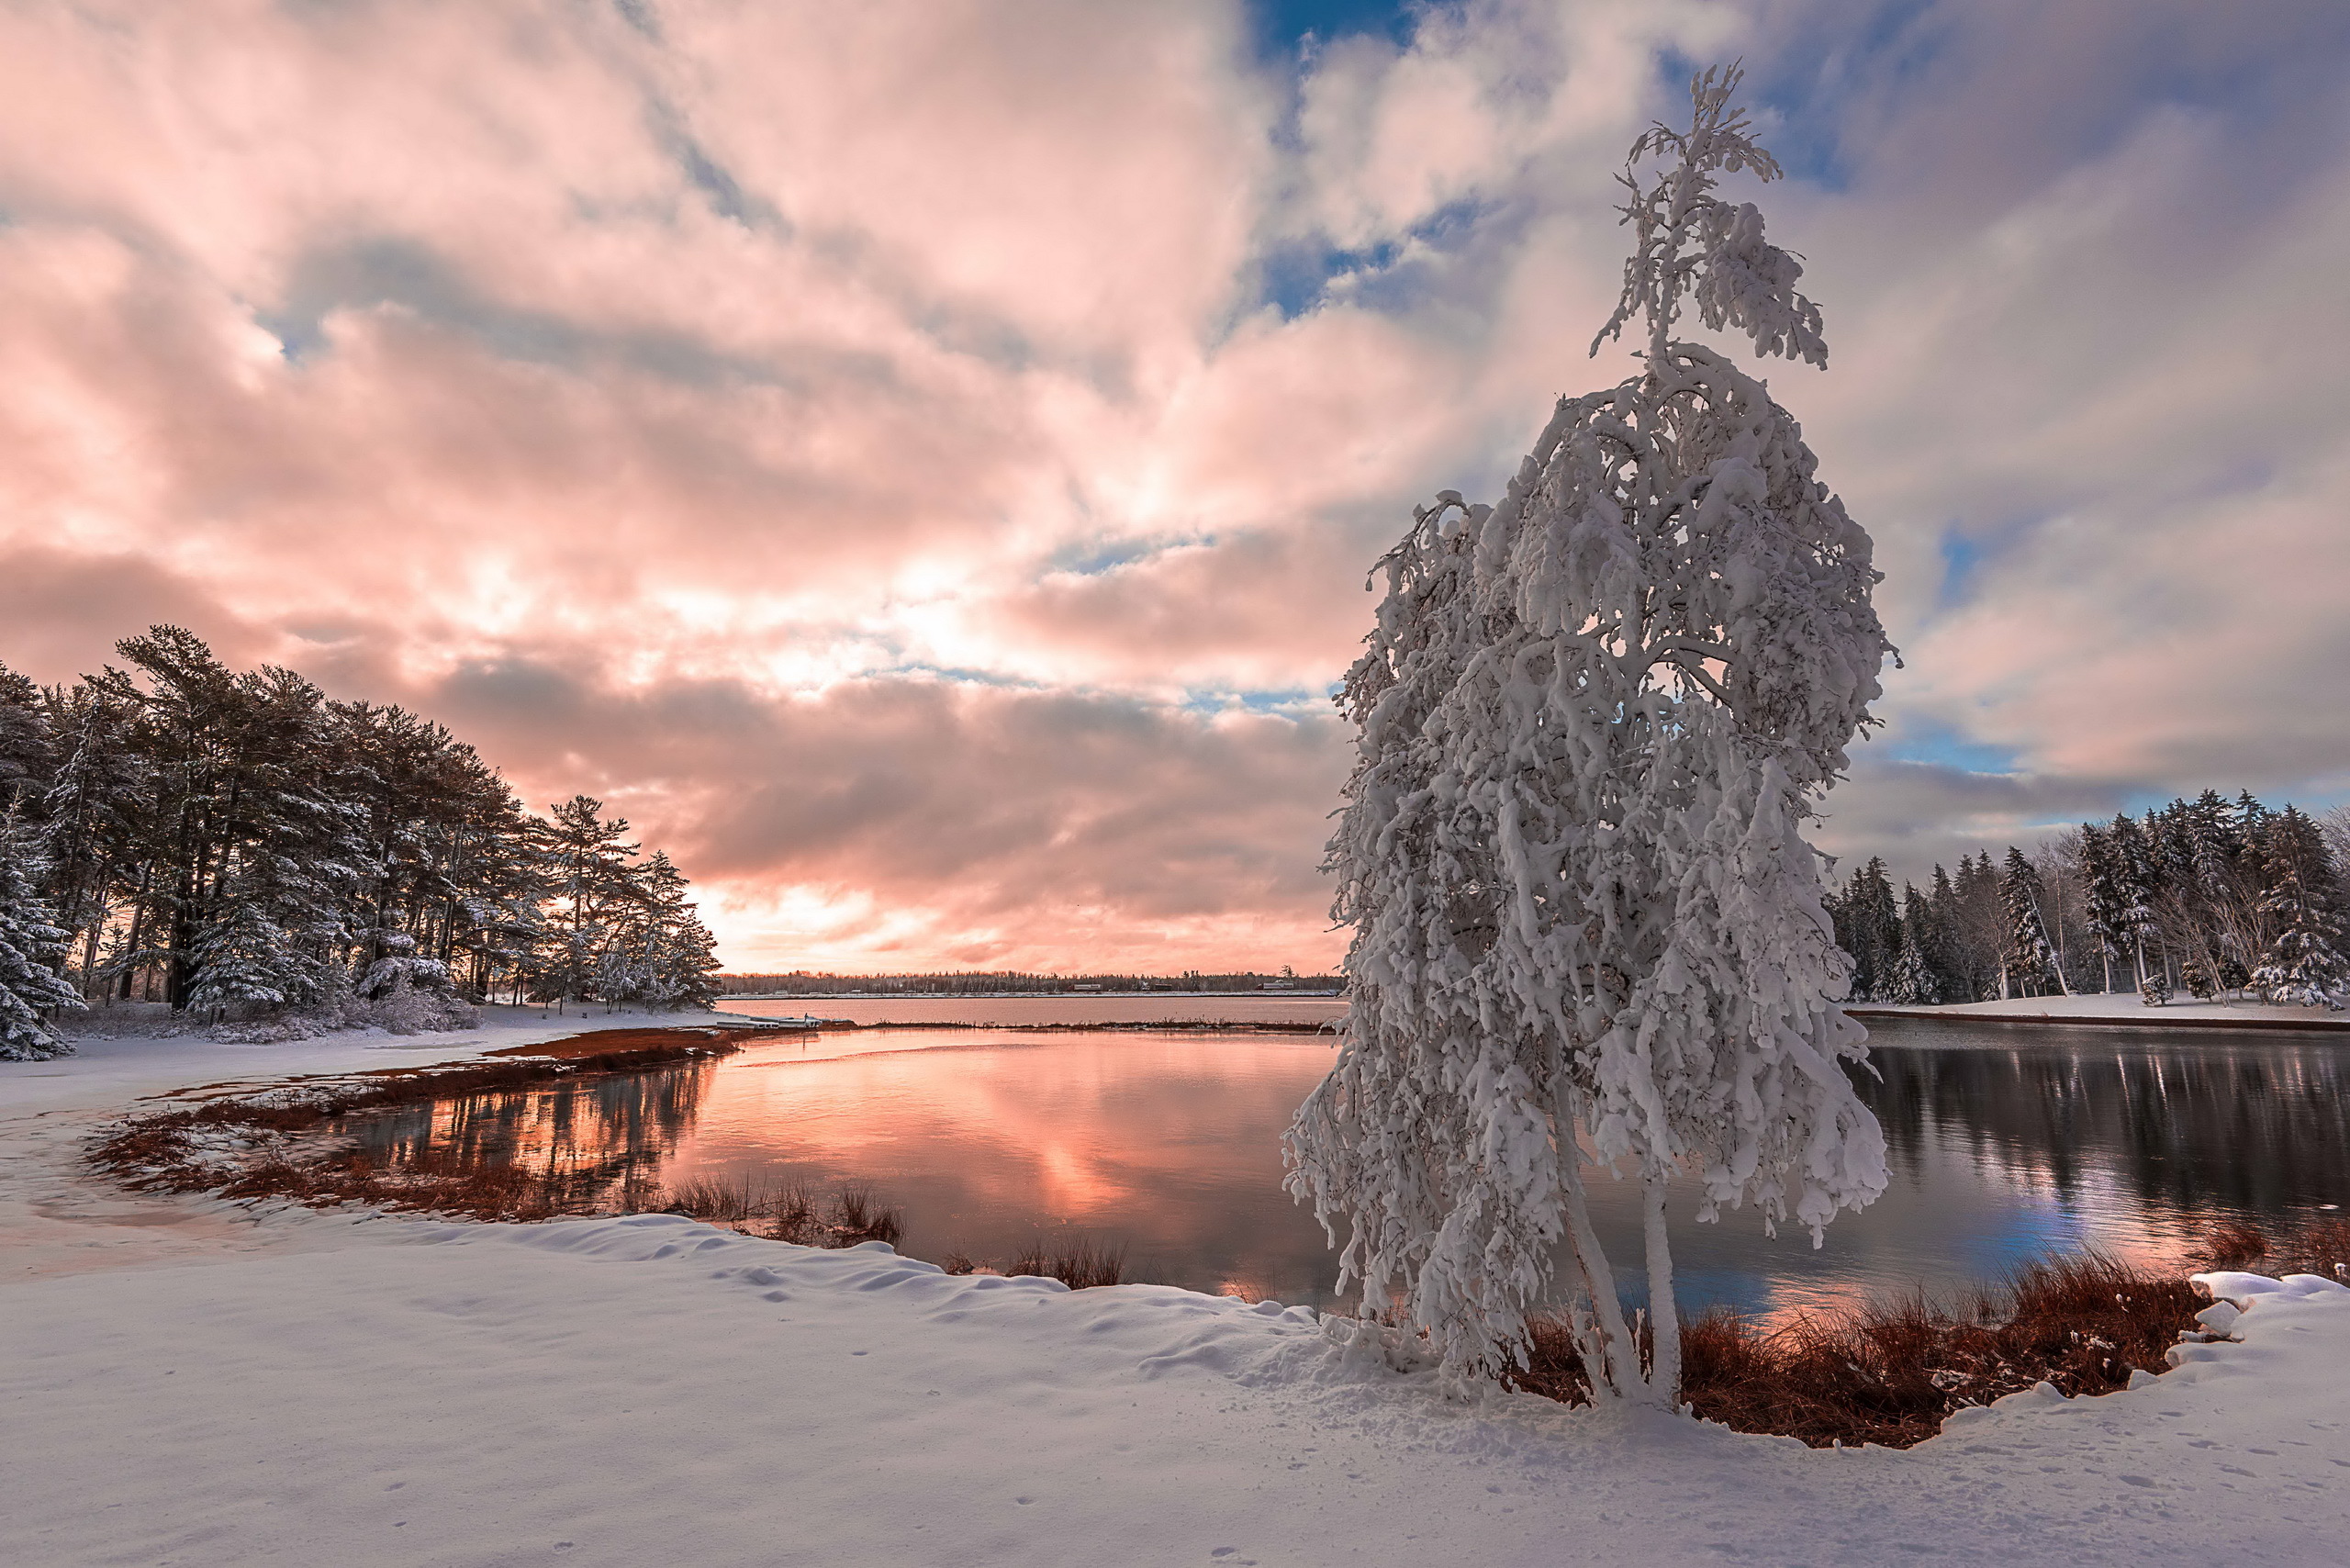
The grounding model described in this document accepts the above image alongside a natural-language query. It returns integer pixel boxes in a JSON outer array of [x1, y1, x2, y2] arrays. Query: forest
[[0, 626, 718, 1058], [1828, 790, 2350, 1006]]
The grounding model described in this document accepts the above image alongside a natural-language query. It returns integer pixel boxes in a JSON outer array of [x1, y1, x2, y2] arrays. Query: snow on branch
[[1592, 64, 1828, 369]]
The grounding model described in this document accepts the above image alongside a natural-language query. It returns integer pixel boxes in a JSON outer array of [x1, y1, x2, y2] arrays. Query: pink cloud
[[3, 0, 2347, 962]]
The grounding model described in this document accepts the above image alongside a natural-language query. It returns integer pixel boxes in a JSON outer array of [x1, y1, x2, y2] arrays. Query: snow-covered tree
[[0, 807, 86, 1059], [1285, 68, 1892, 1401], [2250, 805, 2347, 1006], [185, 896, 303, 1017], [1998, 847, 2065, 998]]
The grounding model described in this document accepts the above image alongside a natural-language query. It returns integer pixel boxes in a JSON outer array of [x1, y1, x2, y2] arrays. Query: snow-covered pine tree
[[1285, 67, 1892, 1400], [2107, 812, 2161, 991], [2249, 805, 2348, 1006], [640, 851, 721, 1008], [1998, 847, 2064, 998], [0, 806, 85, 1059], [534, 795, 640, 1006], [1881, 886, 1941, 1005], [2078, 822, 2128, 993], [185, 893, 303, 1018], [0, 661, 52, 811]]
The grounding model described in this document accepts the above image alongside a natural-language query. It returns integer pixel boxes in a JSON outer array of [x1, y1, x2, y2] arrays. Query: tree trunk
[[1641, 1170, 1681, 1406], [1557, 1135, 1644, 1402]]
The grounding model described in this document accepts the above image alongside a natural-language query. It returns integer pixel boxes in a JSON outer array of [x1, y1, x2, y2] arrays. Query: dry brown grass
[[1509, 1252, 2206, 1449], [2188, 1215, 2350, 1282]]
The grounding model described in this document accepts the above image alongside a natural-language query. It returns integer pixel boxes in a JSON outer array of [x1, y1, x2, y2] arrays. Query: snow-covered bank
[[0, 1007, 744, 1283], [1850, 993, 2349, 1031], [1, 1214, 2343, 1567]]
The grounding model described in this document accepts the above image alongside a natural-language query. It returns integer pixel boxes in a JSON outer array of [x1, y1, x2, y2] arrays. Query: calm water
[[340, 1008, 2349, 1322]]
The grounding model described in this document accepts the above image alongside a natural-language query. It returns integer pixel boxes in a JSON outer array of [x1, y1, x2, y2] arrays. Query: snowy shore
[[1849, 992, 2349, 1032], [5, 1014, 2348, 1564]]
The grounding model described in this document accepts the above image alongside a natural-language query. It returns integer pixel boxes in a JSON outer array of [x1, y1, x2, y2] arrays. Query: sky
[[3, 0, 2347, 975]]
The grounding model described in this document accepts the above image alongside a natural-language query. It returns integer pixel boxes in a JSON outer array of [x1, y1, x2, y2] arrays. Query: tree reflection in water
[[330, 1022, 2348, 1322], [1864, 1023, 2350, 1225], [341, 1059, 717, 1208]]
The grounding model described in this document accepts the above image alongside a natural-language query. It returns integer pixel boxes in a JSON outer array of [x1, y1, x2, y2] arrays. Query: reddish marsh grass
[[88, 1036, 744, 1198], [641, 1174, 905, 1249], [1509, 1253, 2206, 1449], [2190, 1215, 2350, 1281]]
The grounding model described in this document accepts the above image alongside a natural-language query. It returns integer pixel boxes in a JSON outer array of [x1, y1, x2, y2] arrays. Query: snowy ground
[[1850, 992, 2348, 1029], [5, 1017, 2347, 1565]]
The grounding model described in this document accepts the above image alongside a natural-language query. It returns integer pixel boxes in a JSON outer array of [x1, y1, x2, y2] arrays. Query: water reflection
[[347, 1060, 717, 1205], [339, 1020, 2350, 1324]]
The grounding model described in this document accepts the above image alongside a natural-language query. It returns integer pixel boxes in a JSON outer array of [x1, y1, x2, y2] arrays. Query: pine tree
[[1286, 68, 1890, 1401], [1999, 847, 2064, 998], [185, 895, 303, 1017], [1834, 857, 1899, 1002], [2106, 812, 2161, 990], [0, 661, 52, 811], [1881, 885, 1941, 1004], [1921, 863, 1967, 1002], [0, 807, 86, 1059], [38, 687, 149, 995], [2250, 805, 2347, 1006], [635, 851, 720, 1007], [534, 796, 641, 1006]]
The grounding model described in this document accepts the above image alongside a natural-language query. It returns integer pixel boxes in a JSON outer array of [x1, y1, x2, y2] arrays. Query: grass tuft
[[1005, 1238, 1126, 1290]]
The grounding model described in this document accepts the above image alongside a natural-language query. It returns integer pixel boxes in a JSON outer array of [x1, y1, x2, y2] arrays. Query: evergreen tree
[[534, 795, 641, 1005], [2106, 812, 2160, 990], [1999, 847, 2064, 997], [1880, 885, 1940, 1004], [632, 851, 721, 1007], [2250, 805, 2347, 1006], [2078, 822, 2128, 993], [0, 807, 85, 1059], [0, 627, 720, 1031], [0, 661, 51, 810], [1834, 857, 1899, 1002], [185, 894, 304, 1017], [1920, 863, 1967, 1002], [38, 686, 149, 994]]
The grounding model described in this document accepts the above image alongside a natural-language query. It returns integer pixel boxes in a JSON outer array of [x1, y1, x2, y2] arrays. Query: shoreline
[[1848, 1005, 2350, 1034]]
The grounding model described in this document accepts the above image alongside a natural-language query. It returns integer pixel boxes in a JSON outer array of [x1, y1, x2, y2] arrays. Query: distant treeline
[[0, 626, 719, 1057], [1828, 790, 2349, 1006], [714, 969, 1343, 996]]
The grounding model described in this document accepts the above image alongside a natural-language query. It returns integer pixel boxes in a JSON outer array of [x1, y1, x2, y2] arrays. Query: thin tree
[[1999, 847, 2065, 998], [1286, 67, 1892, 1401]]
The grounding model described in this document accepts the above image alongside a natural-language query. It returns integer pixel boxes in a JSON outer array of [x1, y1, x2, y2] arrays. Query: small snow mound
[[2188, 1269, 2349, 1305]]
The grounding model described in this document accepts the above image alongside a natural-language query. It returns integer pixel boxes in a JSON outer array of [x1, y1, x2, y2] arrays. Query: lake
[[339, 1002, 2349, 1322]]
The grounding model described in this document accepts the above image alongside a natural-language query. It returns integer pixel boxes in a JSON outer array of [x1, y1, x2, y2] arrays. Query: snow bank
[[3, 1212, 2344, 1566], [3, 1003, 742, 1116]]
